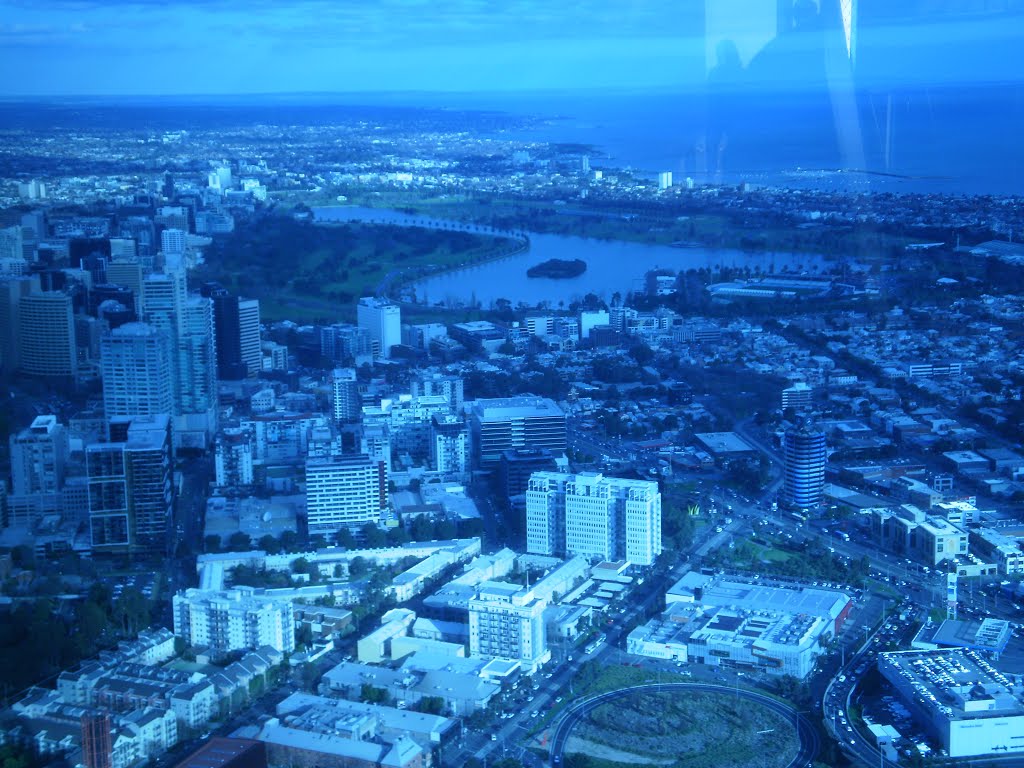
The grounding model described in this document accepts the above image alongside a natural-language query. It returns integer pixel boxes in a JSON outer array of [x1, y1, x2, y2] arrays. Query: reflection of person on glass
[[706, 39, 745, 182], [746, 0, 838, 168]]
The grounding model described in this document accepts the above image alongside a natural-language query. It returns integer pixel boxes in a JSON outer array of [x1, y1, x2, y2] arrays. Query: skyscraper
[[357, 297, 401, 359], [87, 414, 173, 553], [100, 323, 175, 419], [17, 291, 77, 378], [0, 274, 40, 373], [526, 471, 662, 566], [783, 424, 827, 510], [238, 298, 261, 378]]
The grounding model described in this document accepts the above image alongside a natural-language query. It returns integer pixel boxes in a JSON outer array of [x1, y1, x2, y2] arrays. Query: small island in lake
[[526, 258, 587, 279]]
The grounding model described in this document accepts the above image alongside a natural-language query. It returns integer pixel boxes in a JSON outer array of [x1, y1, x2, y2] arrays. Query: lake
[[314, 205, 825, 308]]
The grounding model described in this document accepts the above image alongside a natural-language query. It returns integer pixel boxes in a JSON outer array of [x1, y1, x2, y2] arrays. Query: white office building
[[101, 323, 175, 419], [468, 582, 548, 672], [10, 415, 69, 496], [305, 454, 387, 536], [526, 472, 662, 566], [357, 297, 401, 358], [331, 367, 360, 423], [173, 586, 295, 654], [238, 298, 261, 378]]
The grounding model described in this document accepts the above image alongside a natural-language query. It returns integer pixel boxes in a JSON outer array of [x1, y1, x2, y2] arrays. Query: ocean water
[[380, 85, 1024, 197]]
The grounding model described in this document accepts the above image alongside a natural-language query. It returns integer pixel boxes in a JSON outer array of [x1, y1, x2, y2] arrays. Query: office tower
[[87, 414, 173, 552], [17, 179, 46, 200], [411, 373, 464, 411], [526, 471, 662, 566], [202, 283, 245, 380], [105, 261, 143, 314], [431, 414, 468, 476], [0, 226, 23, 261], [160, 228, 187, 258], [179, 296, 218, 436], [173, 587, 295, 654], [0, 274, 40, 372], [305, 454, 387, 536], [499, 448, 559, 501], [468, 582, 548, 670], [100, 323, 175, 419], [658, 171, 673, 190], [10, 415, 69, 496], [238, 299, 261, 378], [470, 396, 567, 468], [357, 297, 401, 359], [18, 291, 77, 378], [108, 238, 137, 263], [215, 427, 255, 488], [783, 424, 827, 510], [331, 368, 360, 423], [320, 323, 374, 365]]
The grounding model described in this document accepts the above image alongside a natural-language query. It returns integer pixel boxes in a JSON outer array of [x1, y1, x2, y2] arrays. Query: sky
[[0, 0, 1021, 97]]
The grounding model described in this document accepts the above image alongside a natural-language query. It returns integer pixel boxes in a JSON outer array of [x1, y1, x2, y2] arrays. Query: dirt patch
[[565, 734, 673, 766]]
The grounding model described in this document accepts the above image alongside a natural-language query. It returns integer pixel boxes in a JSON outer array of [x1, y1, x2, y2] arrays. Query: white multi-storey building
[[431, 414, 468, 476], [214, 427, 255, 488], [526, 471, 662, 566], [357, 297, 401, 358], [9, 414, 69, 496], [172, 586, 295, 653], [305, 454, 387, 536], [468, 581, 548, 672], [238, 298, 261, 378], [101, 323, 175, 419], [331, 367, 360, 423]]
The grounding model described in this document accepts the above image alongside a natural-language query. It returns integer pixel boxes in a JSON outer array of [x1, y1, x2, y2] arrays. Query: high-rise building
[[431, 414, 468, 476], [468, 582, 548, 671], [357, 297, 401, 359], [331, 368, 360, 423], [201, 283, 246, 380], [470, 396, 567, 468], [499, 448, 559, 501], [0, 275, 39, 373], [320, 323, 374, 365], [10, 415, 69, 496], [100, 323, 175, 419], [658, 171, 673, 190], [783, 424, 827, 510], [305, 454, 387, 536], [238, 298, 261, 378], [87, 414, 173, 553], [160, 228, 187, 258], [17, 291, 77, 378], [526, 471, 662, 566]]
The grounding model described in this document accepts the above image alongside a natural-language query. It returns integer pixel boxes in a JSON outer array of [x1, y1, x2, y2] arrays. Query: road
[[547, 682, 819, 768]]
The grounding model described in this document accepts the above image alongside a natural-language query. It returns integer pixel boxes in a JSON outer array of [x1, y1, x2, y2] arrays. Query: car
[[491, 734, 498, 742], [555, 696, 563, 703]]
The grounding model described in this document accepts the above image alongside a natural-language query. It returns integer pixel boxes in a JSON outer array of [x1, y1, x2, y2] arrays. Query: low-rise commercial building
[[878, 649, 1024, 759]]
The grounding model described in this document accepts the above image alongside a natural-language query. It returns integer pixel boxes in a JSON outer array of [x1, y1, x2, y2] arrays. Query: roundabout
[[548, 682, 819, 768]]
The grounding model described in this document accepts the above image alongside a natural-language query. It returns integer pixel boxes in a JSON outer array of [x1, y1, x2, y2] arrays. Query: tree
[[413, 695, 445, 715], [348, 557, 367, 578], [228, 531, 252, 552], [361, 523, 386, 548], [259, 534, 282, 555], [204, 535, 221, 553], [360, 683, 388, 704], [335, 528, 356, 549], [410, 515, 433, 541], [280, 530, 300, 552], [386, 525, 410, 545]]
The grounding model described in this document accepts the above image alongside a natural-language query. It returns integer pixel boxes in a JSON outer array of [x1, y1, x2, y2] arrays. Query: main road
[[547, 682, 819, 767]]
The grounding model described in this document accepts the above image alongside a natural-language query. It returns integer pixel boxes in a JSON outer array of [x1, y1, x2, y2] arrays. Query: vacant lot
[[569, 690, 799, 768]]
